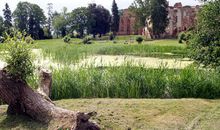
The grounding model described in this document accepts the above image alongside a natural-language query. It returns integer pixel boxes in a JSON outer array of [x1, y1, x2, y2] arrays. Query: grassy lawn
[[0, 99, 220, 130], [32, 39, 187, 64]]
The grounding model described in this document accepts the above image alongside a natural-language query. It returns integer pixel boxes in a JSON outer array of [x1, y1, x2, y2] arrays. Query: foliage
[[69, 7, 89, 38], [52, 8, 69, 37], [178, 31, 192, 44], [63, 35, 71, 43], [3, 3, 12, 32], [136, 36, 144, 44], [0, 17, 5, 36], [111, 0, 120, 34], [87, 4, 111, 37], [150, 0, 169, 38], [25, 36, 34, 44], [13, 2, 46, 39], [46, 3, 53, 39], [189, 0, 220, 68], [52, 66, 220, 100], [130, 0, 169, 38], [129, 0, 151, 27], [82, 36, 92, 44], [4, 31, 34, 81], [108, 32, 114, 40]]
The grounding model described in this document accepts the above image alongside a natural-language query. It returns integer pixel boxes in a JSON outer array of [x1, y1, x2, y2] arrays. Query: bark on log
[[38, 69, 52, 98], [0, 69, 100, 130]]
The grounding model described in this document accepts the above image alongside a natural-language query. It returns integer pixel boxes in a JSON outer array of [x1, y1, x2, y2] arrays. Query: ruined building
[[118, 2, 200, 38], [165, 2, 200, 37], [117, 9, 142, 35]]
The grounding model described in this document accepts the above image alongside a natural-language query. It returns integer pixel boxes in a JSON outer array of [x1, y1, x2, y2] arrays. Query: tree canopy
[[69, 7, 89, 38], [150, 0, 169, 38], [87, 4, 111, 37], [0, 16, 4, 36], [3, 3, 12, 32], [111, 0, 120, 35], [13, 2, 46, 39], [190, 0, 220, 68]]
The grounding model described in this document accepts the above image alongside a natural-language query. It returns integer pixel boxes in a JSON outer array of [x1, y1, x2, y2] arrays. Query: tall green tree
[[190, 0, 220, 68], [13, 2, 46, 39], [45, 3, 53, 39], [3, 3, 12, 32], [0, 16, 4, 36], [88, 4, 111, 37], [52, 7, 69, 37], [111, 0, 120, 35], [13, 2, 29, 32], [150, 0, 169, 38], [69, 7, 88, 38], [129, 0, 151, 27]]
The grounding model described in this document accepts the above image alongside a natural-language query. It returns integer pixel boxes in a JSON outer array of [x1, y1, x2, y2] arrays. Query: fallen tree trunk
[[0, 69, 100, 130]]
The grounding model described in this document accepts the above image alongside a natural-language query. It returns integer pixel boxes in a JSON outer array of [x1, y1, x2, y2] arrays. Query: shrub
[[136, 36, 144, 44], [82, 36, 92, 44], [109, 32, 114, 41], [4, 31, 34, 81], [25, 36, 34, 44], [178, 31, 192, 44], [63, 35, 71, 43], [178, 32, 186, 43], [189, 0, 220, 68]]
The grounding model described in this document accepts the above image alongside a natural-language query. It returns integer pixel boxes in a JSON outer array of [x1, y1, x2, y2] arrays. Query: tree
[[13, 2, 46, 39], [3, 3, 12, 32], [111, 0, 120, 35], [130, 0, 169, 39], [46, 3, 53, 39], [13, 2, 30, 32], [150, 0, 169, 38], [52, 7, 69, 37], [87, 4, 111, 38], [69, 7, 88, 38], [0, 16, 4, 36], [190, 0, 220, 68], [129, 0, 151, 27], [28, 4, 46, 39]]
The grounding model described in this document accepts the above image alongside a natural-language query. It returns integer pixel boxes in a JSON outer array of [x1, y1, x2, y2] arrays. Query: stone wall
[[165, 2, 200, 37], [117, 9, 142, 35], [118, 2, 200, 38]]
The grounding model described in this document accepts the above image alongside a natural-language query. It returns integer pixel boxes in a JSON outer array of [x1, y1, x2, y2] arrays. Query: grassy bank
[[1, 99, 220, 130], [33, 39, 187, 64], [51, 65, 220, 100]]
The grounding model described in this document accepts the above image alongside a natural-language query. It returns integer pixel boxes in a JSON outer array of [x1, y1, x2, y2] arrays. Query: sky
[[0, 0, 200, 17]]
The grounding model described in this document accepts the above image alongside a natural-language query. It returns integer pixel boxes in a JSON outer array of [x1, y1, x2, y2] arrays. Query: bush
[[63, 35, 71, 43], [178, 31, 192, 44], [4, 31, 34, 81], [109, 32, 114, 41], [25, 36, 34, 44], [189, 0, 220, 68], [136, 36, 144, 44], [82, 36, 92, 44], [178, 32, 186, 43]]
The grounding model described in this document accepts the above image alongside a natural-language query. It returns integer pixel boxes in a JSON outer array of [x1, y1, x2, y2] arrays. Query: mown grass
[[51, 65, 220, 100], [1, 99, 220, 130]]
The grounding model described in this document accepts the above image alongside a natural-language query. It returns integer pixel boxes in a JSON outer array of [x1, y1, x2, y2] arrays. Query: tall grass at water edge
[[51, 64, 220, 100], [34, 39, 187, 64]]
